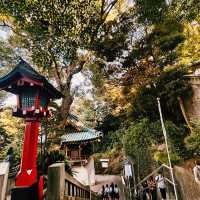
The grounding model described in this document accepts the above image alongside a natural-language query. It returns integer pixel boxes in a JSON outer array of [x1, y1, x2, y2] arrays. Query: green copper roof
[[62, 131, 102, 144]]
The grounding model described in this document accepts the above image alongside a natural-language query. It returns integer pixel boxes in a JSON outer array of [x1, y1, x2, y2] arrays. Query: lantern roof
[[0, 59, 63, 99]]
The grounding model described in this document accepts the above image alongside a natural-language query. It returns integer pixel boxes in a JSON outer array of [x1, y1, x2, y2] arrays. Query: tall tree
[[0, 0, 129, 122]]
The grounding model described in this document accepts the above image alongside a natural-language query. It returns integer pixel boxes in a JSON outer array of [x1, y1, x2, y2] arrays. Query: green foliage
[[132, 69, 192, 123], [122, 118, 154, 178], [97, 114, 121, 134], [0, 40, 17, 68], [170, 0, 200, 21], [0, 109, 24, 163], [154, 151, 181, 165], [93, 147, 123, 175], [94, 115, 126, 153], [1, 0, 99, 62], [185, 133, 200, 156], [150, 120, 187, 157], [0, 126, 11, 160], [93, 18, 131, 61], [185, 121, 200, 156], [0, 0, 127, 71], [123, 18, 184, 70], [135, 0, 167, 24], [37, 150, 72, 175], [177, 20, 200, 65], [122, 118, 186, 178]]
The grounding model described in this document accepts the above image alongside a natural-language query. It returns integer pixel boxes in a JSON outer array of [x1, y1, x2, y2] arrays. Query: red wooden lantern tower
[[0, 59, 63, 200]]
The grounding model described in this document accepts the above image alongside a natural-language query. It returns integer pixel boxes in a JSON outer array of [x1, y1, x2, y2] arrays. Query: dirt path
[[91, 175, 126, 200]]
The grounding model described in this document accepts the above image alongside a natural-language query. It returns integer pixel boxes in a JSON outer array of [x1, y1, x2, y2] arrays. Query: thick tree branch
[[49, 51, 63, 90], [64, 60, 86, 90], [103, 0, 118, 21], [72, 60, 86, 76], [91, 0, 118, 44], [101, 0, 106, 17]]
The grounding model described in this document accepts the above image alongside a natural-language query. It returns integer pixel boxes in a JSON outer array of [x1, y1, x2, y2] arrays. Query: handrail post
[[47, 163, 65, 200]]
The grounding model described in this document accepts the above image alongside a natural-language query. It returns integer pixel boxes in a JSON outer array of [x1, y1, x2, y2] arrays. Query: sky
[[0, 29, 10, 40]]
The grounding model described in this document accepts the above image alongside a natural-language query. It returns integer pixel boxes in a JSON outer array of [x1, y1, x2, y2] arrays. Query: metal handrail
[[64, 172, 99, 199], [136, 164, 175, 187]]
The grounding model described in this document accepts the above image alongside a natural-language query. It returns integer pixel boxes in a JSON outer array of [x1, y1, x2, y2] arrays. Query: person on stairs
[[142, 181, 149, 200], [114, 184, 120, 200], [109, 182, 115, 200], [147, 176, 157, 200], [104, 184, 109, 200], [193, 159, 200, 185], [100, 185, 105, 200], [104, 184, 110, 200], [155, 171, 166, 200]]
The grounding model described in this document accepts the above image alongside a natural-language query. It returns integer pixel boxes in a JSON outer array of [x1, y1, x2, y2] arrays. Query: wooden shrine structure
[[61, 114, 102, 165]]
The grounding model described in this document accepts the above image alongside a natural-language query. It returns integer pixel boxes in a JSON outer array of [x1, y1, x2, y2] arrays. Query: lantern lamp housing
[[0, 59, 63, 119]]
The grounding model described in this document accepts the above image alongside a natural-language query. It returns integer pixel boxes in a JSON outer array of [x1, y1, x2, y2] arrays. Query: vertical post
[[44, 118, 48, 159], [0, 162, 9, 200], [157, 98, 178, 200], [79, 145, 81, 160], [16, 121, 39, 186], [40, 124, 43, 172], [47, 163, 65, 200], [127, 177, 132, 200]]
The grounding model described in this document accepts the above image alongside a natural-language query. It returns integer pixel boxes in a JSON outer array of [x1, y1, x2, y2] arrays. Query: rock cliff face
[[184, 75, 200, 122], [174, 166, 200, 200]]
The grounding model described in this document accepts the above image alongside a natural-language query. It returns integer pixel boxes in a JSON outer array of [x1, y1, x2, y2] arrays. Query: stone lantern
[[0, 59, 63, 200]]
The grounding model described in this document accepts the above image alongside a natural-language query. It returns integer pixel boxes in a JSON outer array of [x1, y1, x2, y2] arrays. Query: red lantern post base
[[16, 121, 39, 187], [38, 176, 44, 200]]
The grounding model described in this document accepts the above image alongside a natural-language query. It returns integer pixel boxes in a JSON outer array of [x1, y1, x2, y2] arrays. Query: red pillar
[[16, 120, 39, 186]]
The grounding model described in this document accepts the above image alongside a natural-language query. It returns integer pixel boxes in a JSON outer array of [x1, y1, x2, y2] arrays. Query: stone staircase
[[91, 175, 126, 200]]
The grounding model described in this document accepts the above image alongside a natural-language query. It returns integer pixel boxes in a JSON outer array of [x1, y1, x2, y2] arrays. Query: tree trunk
[[60, 88, 73, 120], [178, 97, 192, 132], [52, 60, 85, 124]]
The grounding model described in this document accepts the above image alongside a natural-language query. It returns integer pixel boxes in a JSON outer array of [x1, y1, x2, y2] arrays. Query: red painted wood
[[20, 77, 43, 86], [16, 121, 40, 186], [35, 93, 41, 108], [38, 176, 44, 200]]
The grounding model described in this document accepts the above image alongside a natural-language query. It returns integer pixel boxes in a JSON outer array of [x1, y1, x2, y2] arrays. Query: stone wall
[[72, 157, 95, 186], [0, 162, 9, 200], [184, 75, 200, 121], [174, 166, 200, 200]]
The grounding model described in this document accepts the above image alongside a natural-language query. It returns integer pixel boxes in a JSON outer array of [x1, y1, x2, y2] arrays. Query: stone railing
[[0, 162, 9, 200], [47, 163, 99, 200]]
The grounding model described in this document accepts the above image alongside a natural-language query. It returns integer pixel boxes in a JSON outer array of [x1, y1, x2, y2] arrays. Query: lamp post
[[0, 59, 63, 200]]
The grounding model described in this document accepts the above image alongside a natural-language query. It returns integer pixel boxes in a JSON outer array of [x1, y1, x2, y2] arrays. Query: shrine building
[[61, 114, 102, 165]]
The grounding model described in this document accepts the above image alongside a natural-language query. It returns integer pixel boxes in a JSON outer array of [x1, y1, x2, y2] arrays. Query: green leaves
[[1, 0, 99, 65], [185, 121, 200, 156], [122, 118, 185, 177], [135, 0, 167, 24], [132, 69, 192, 123]]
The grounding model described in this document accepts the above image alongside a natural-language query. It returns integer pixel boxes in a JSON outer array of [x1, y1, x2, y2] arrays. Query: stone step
[[6, 195, 11, 200]]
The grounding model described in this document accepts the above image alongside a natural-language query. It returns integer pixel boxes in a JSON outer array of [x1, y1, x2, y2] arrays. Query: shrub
[[185, 121, 200, 156], [37, 150, 72, 175]]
